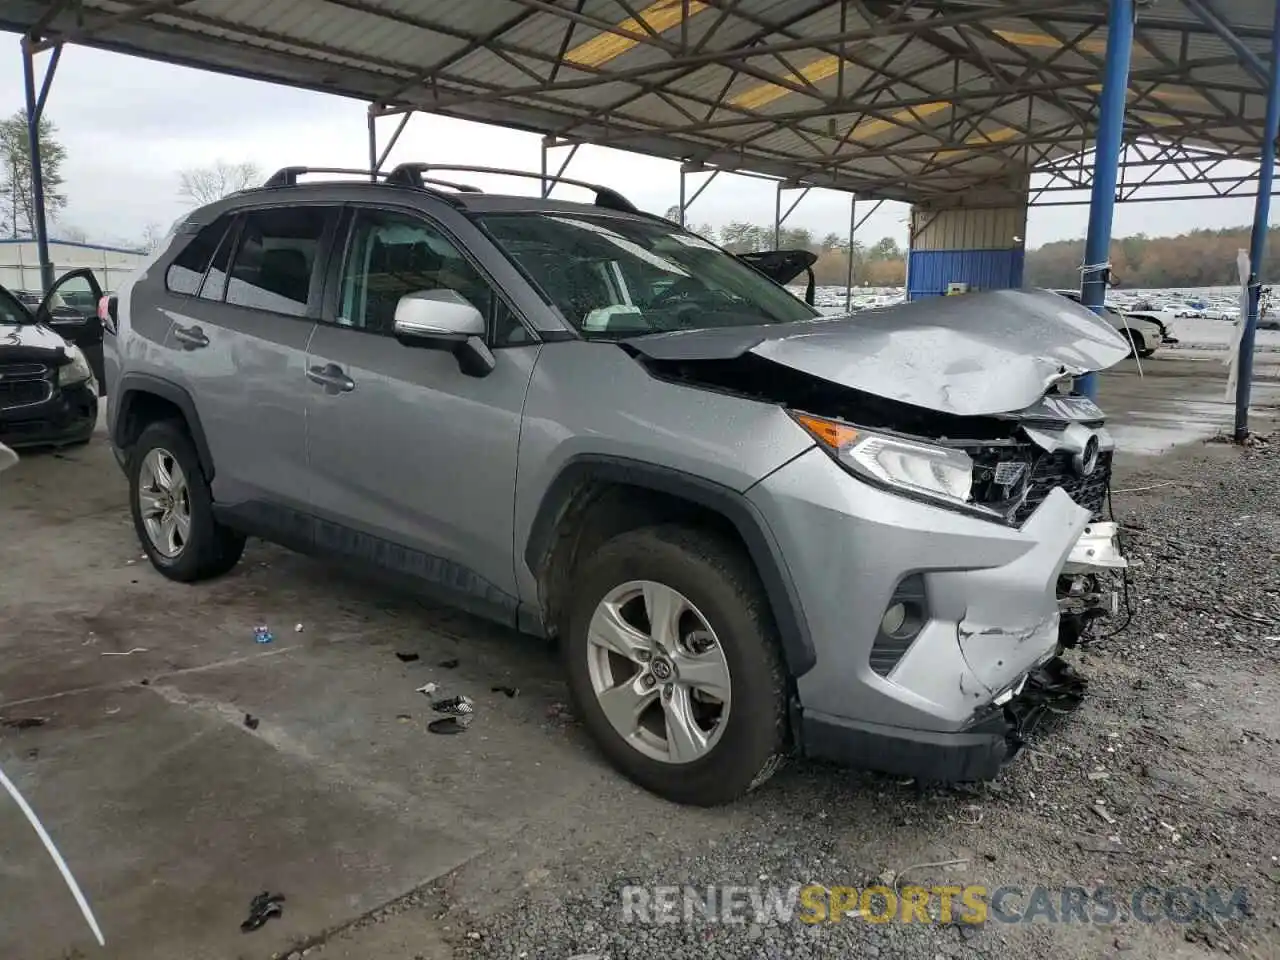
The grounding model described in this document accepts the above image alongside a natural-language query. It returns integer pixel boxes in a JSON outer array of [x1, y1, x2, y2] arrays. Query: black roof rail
[[260, 165, 474, 205], [385, 163, 640, 213], [262, 166, 374, 187]]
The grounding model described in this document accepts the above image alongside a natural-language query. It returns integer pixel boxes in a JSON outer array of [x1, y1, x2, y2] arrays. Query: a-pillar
[[906, 203, 1028, 300]]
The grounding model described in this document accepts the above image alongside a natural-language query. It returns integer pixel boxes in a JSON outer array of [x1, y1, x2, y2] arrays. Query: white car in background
[[1052, 290, 1176, 358]]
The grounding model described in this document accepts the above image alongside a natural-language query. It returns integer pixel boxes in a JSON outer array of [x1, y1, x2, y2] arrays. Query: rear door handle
[[307, 363, 355, 393], [173, 324, 209, 349]]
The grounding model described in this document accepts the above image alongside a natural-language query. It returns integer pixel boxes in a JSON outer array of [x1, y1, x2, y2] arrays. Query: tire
[[128, 420, 244, 582], [1125, 331, 1146, 357], [1138, 348, 1156, 359], [564, 524, 789, 806]]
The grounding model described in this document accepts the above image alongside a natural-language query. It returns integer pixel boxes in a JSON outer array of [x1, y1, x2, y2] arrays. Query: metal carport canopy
[[3, 0, 1276, 207]]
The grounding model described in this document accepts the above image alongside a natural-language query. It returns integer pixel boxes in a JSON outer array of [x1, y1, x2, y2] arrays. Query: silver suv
[[104, 164, 1130, 805]]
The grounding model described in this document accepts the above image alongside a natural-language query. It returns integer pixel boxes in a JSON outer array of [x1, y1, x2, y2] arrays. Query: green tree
[[0, 109, 68, 238]]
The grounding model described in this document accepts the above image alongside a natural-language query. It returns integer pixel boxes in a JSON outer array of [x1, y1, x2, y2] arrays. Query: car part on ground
[[103, 164, 1130, 804]]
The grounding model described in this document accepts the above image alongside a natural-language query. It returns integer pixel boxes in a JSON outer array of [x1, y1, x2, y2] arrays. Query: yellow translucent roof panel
[[847, 100, 951, 140], [565, 0, 708, 68]]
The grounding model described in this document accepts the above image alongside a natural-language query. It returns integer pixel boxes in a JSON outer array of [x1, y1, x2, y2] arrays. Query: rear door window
[[198, 218, 240, 302], [226, 208, 329, 317], [165, 217, 232, 296]]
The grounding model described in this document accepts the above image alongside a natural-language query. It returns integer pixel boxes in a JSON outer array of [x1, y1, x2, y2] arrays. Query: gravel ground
[[369, 436, 1280, 960]]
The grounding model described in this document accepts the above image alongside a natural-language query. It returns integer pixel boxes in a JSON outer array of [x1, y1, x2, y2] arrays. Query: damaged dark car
[[0, 272, 102, 449]]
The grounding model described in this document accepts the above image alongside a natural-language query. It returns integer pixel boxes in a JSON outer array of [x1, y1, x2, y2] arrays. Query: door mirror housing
[[393, 290, 486, 343], [392, 289, 495, 377]]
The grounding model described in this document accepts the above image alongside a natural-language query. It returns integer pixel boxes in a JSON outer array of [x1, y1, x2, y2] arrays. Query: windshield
[[0, 286, 32, 325], [476, 212, 816, 337]]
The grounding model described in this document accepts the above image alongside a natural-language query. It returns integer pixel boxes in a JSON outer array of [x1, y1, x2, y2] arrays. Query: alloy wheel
[[585, 579, 732, 764], [137, 447, 191, 559]]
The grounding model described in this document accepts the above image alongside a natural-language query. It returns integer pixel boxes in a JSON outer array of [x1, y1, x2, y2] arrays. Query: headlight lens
[[791, 412, 981, 513], [58, 344, 93, 386]]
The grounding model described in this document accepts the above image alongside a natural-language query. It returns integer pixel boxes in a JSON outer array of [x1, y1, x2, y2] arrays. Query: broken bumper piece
[[801, 655, 1088, 783], [1058, 521, 1127, 642]]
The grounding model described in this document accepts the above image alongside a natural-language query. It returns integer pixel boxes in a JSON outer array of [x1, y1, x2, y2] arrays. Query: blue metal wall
[[906, 248, 1025, 299]]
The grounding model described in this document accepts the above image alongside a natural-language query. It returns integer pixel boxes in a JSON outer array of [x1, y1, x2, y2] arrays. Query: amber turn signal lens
[[791, 412, 858, 450]]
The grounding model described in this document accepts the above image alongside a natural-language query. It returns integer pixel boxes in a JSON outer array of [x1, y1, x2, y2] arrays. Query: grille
[[967, 444, 1111, 525], [0, 362, 49, 378], [0, 379, 50, 408]]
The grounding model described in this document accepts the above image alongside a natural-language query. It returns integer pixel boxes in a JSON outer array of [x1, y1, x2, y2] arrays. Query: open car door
[[735, 249, 818, 306], [36, 268, 105, 396]]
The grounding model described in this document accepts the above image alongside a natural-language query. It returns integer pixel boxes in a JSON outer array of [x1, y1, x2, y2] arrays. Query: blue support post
[[1077, 0, 1135, 399], [1233, 0, 1280, 440]]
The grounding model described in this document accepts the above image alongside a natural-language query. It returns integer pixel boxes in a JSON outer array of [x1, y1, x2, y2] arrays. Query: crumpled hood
[[1, 322, 70, 355], [626, 288, 1130, 416]]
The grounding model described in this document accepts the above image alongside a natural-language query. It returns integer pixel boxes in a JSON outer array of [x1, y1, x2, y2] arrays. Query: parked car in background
[[106, 164, 1131, 805], [1052, 289, 1175, 358], [0, 274, 102, 448]]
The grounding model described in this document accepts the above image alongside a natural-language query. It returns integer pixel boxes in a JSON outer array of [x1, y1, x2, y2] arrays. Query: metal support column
[[367, 110, 377, 181], [21, 34, 61, 293], [773, 182, 811, 249], [540, 137, 579, 197], [1233, 0, 1280, 440], [845, 195, 857, 313], [677, 165, 718, 226], [1077, 0, 1135, 400]]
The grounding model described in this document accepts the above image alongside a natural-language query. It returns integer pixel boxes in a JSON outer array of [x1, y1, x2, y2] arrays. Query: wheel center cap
[[650, 657, 674, 681]]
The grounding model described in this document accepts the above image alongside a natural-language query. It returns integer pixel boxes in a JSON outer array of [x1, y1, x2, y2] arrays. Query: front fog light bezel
[[870, 574, 928, 677]]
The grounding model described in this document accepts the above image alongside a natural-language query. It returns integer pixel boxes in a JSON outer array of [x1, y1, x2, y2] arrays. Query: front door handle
[[173, 324, 209, 349], [307, 363, 356, 393]]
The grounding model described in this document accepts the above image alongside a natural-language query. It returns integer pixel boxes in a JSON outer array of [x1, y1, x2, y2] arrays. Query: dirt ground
[[1, 353, 1278, 960]]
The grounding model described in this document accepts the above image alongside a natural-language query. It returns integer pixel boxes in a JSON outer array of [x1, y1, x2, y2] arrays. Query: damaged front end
[[625, 290, 1133, 779]]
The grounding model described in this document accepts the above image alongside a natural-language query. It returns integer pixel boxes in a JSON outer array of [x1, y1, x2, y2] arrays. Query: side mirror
[[392, 289, 495, 377]]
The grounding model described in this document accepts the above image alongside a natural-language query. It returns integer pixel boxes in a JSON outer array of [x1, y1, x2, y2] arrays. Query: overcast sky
[[1, 41, 1273, 251]]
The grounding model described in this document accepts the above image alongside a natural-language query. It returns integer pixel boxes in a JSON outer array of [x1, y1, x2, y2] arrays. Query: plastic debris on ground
[[395, 652, 420, 662], [428, 716, 472, 735], [100, 647, 147, 657], [438, 657, 460, 669], [252, 626, 274, 644], [2, 717, 47, 730], [432, 695, 474, 716], [294, 623, 304, 633], [415, 682, 438, 696], [240, 892, 285, 932], [243, 714, 259, 730]]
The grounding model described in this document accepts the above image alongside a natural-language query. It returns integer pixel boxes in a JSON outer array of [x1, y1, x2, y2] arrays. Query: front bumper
[[748, 447, 1123, 776], [0, 380, 98, 448]]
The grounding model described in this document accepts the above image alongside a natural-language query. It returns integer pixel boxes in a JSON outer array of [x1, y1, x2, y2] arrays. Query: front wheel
[[564, 524, 789, 806], [128, 420, 245, 582]]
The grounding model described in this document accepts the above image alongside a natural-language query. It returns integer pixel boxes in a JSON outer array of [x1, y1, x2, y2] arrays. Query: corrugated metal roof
[[1, 0, 1273, 207]]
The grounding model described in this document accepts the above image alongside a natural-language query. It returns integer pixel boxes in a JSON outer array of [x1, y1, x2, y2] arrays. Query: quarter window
[[337, 209, 528, 343], [165, 217, 231, 296], [226, 208, 328, 317]]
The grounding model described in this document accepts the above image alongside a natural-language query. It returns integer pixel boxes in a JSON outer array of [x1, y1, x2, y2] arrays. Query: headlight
[[791, 412, 989, 515], [57, 344, 93, 386]]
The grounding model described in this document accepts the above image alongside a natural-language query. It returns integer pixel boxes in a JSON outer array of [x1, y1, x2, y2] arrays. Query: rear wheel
[[564, 524, 789, 805], [128, 420, 244, 582], [1124, 330, 1146, 357]]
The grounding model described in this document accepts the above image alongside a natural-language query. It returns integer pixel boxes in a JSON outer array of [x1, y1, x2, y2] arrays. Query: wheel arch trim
[[524, 455, 817, 678], [113, 373, 215, 481]]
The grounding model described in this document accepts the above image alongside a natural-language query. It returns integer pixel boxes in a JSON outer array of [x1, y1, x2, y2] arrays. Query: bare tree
[[178, 160, 261, 207], [140, 221, 166, 252]]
